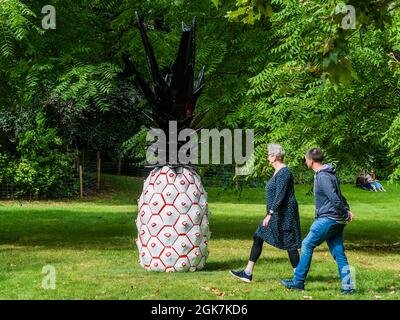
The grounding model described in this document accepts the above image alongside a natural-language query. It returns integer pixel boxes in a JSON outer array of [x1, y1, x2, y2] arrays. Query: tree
[[218, 0, 400, 179]]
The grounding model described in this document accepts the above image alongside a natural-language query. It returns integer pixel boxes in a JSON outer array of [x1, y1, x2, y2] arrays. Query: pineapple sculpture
[[129, 16, 211, 272]]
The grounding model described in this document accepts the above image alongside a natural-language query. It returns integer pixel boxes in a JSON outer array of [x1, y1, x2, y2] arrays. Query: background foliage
[[0, 0, 399, 196]]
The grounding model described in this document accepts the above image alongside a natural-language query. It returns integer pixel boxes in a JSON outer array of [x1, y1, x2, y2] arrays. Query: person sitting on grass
[[368, 169, 386, 192], [280, 147, 356, 294], [229, 143, 302, 283], [356, 171, 375, 192]]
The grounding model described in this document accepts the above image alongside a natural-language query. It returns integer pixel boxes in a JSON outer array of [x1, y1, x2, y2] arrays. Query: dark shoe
[[229, 270, 252, 283], [280, 279, 305, 291], [341, 288, 356, 295]]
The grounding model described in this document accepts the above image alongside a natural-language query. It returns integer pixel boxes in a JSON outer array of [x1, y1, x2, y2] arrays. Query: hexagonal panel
[[172, 235, 193, 256], [165, 266, 176, 273], [186, 184, 200, 204], [200, 216, 210, 234], [149, 168, 161, 184], [147, 237, 164, 257], [182, 168, 195, 184], [148, 215, 163, 236], [154, 173, 168, 194], [200, 205, 208, 216], [158, 226, 179, 247], [159, 205, 180, 225], [139, 225, 151, 245], [188, 246, 202, 266], [200, 237, 209, 257], [174, 215, 194, 235], [193, 174, 205, 194], [149, 193, 165, 214], [161, 185, 179, 205], [187, 204, 203, 225], [160, 248, 179, 267], [139, 203, 152, 224], [140, 247, 152, 266], [174, 193, 191, 214], [150, 258, 166, 272], [174, 256, 190, 272], [166, 170, 177, 184], [160, 166, 170, 174], [196, 255, 207, 270], [175, 176, 189, 193], [201, 229, 210, 242], [143, 185, 154, 203], [187, 225, 202, 246], [199, 193, 207, 208]]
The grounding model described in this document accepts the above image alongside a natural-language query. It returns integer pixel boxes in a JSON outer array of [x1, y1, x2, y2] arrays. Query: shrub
[[0, 113, 78, 198]]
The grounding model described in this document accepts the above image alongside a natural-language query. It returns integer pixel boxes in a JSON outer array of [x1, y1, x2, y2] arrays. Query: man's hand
[[262, 215, 272, 228], [347, 211, 354, 222]]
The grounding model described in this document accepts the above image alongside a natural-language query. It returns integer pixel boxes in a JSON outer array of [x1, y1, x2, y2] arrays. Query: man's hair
[[305, 147, 324, 163]]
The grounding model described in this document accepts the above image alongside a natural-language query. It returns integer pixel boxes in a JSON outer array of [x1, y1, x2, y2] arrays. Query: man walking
[[280, 147, 356, 294]]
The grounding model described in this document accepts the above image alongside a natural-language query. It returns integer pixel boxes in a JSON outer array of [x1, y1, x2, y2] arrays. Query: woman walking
[[230, 144, 302, 282]]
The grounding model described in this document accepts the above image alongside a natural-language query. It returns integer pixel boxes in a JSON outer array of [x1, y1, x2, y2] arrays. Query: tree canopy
[[0, 0, 399, 196]]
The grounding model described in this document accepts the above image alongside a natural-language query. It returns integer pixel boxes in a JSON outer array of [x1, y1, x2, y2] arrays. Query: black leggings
[[249, 233, 300, 269]]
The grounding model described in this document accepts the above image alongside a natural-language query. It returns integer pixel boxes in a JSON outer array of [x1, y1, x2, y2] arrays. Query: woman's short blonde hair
[[268, 143, 285, 160]]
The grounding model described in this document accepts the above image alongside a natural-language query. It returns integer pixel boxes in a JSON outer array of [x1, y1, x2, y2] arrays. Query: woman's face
[[268, 154, 276, 165]]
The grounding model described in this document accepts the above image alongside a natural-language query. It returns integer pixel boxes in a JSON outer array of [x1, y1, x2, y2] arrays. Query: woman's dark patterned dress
[[256, 167, 301, 250]]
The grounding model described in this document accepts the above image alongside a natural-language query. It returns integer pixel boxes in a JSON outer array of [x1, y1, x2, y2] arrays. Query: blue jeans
[[293, 217, 354, 290], [372, 181, 384, 190]]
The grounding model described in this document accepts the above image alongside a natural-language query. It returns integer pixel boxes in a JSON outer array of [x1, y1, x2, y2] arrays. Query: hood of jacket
[[317, 163, 336, 175]]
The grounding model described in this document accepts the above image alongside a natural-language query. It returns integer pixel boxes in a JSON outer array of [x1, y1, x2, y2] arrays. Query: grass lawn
[[0, 174, 399, 300]]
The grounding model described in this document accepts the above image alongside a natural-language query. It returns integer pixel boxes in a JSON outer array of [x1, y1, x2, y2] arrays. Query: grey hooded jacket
[[314, 163, 350, 222]]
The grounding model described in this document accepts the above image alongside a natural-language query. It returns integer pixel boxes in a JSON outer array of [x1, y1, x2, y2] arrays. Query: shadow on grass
[[210, 217, 400, 253], [307, 274, 342, 282], [204, 257, 292, 272], [204, 259, 247, 271], [0, 208, 398, 253], [0, 209, 136, 249]]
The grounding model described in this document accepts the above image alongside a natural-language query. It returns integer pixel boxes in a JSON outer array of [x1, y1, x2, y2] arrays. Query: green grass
[[0, 175, 399, 300]]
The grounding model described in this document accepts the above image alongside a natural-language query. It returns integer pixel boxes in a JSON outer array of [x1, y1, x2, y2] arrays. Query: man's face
[[305, 156, 313, 169]]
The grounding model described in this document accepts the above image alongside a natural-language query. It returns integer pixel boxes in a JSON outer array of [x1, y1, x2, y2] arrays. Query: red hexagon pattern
[[136, 166, 210, 272]]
